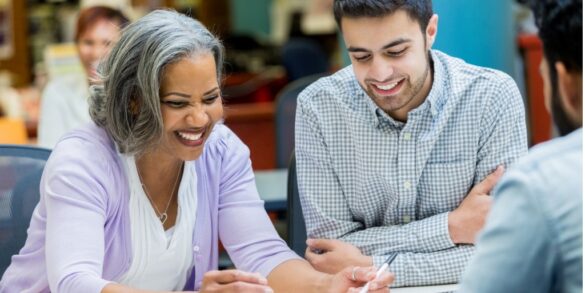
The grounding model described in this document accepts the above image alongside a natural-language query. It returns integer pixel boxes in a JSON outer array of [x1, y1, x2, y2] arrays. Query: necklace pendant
[[160, 213, 168, 225]]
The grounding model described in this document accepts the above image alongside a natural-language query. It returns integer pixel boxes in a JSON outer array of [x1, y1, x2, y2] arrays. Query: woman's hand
[[330, 266, 394, 293], [199, 270, 273, 292]]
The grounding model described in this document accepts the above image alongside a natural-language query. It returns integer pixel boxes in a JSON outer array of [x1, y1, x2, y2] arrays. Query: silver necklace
[[138, 163, 182, 225]]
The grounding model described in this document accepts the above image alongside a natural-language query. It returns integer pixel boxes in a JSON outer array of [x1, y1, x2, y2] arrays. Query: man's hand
[[449, 165, 505, 244], [329, 266, 394, 293], [305, 239, 373, 274]]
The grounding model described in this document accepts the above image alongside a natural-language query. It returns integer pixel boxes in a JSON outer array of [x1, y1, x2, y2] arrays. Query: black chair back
[[0, 145, 51, 276], [281, 37, 329, 81], [286, 152, 307, 256], [274, 74, 326, 168]]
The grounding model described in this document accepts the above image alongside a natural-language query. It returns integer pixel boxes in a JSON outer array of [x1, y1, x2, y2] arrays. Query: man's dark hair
[[333, 0, 433, 33], [525, 0, 582, 135], [528, 0, 582, 73]]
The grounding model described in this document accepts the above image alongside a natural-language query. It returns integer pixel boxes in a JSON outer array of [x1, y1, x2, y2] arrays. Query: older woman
[[0, 10, 392, 293], [38, 6, 129, 148]]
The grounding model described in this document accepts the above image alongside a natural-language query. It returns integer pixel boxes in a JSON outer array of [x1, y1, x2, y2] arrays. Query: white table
[[393, 284, 458, 293], [254, 169, 288, 211]]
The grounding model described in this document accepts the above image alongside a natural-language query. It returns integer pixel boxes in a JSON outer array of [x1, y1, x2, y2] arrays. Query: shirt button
[[403, 215, 411, 223], [403, 132, 411, 140], [404, 181, 411, 189], [193, 245, 200, 252]]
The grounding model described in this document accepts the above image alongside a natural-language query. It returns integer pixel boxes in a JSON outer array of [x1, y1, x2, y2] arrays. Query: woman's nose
[[186, 106, 209, 126]]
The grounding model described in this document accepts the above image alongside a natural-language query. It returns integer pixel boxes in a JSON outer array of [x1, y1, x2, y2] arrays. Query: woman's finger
[[366, 271, 395, 291], [222, 281, 274, 293], [203, 269, 268, 285]]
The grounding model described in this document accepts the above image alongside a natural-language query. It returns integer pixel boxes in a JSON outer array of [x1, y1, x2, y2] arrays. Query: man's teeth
[[178, 132, 203, 141], [375, 81, 399, 91]]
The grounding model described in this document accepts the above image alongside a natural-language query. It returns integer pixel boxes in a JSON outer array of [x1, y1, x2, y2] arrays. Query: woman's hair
[[88, 9, 224, 154], [75, 6, 129, 42]]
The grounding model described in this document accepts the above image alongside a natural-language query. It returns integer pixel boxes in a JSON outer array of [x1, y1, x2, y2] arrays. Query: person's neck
[[135, 151, 183, 199]]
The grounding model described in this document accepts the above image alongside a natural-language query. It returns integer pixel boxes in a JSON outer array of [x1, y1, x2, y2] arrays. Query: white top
[[38, 74, 91, 148], [116, 155, 197, 290]]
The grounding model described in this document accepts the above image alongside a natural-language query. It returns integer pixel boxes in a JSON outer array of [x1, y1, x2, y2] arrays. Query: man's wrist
[[448, 211, 461, 244]]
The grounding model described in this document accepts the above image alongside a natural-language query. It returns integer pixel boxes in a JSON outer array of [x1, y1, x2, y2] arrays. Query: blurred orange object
[[0, 118, 28, 144], [518, 34, 552, 145]]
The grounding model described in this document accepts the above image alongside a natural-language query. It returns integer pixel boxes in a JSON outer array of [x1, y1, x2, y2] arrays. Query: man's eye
[[353, 55, 371, 62], [387, 48, 407, 57]]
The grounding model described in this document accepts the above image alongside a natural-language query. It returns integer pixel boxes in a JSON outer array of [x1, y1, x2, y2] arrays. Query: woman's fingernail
[[265, 288, 273, 293]]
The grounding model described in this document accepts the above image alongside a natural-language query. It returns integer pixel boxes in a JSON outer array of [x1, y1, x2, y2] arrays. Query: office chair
[[281, 37, 330, 81], [274, 73, 326, 169], [0, 145, 51, 276], [286, 152, 307, 256]]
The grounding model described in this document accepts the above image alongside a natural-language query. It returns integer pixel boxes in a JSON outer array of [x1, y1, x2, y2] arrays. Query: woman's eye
[[164, 101, 187, 108], [203, 95, 220, 104]]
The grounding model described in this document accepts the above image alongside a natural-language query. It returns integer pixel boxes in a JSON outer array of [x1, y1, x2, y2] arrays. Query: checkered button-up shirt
[[295, 50, 528, 287]]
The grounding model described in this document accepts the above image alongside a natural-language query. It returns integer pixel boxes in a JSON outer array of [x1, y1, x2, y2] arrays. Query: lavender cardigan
[[0, 123, 299, 293]]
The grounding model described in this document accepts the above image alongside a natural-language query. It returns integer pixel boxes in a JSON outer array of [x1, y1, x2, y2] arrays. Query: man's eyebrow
[[347, 38, 412, 53], [381, 38, 411, 50], [347, 47, 371, 53]]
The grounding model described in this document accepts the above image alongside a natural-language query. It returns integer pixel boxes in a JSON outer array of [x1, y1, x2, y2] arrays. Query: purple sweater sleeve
[[43, 137, 113, 293], [215, 130, 300, 277]]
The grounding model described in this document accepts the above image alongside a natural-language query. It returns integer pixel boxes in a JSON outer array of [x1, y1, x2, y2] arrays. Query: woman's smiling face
[[156, 53, 223, 162]]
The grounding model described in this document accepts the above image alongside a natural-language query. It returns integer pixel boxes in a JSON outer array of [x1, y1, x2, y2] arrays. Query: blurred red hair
[[75, 6, 129, 42]]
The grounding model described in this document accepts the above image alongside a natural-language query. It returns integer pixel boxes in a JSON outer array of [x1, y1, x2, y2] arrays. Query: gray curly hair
[[89, 9, 224, 154]]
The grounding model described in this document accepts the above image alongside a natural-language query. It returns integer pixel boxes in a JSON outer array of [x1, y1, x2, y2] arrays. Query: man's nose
[[368, 57, 394, 81]]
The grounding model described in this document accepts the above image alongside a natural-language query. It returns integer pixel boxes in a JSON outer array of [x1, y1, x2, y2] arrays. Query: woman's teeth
[[177, 131, 202, 141]]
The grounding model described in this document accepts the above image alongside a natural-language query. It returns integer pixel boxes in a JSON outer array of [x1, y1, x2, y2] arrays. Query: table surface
[[393, 284, 458, 293], [254, 169, 288, 211]]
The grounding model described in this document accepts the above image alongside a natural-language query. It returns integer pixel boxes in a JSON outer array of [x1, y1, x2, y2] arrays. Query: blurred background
[[0, 0, 547, 166], [0, 0, 555, 270]]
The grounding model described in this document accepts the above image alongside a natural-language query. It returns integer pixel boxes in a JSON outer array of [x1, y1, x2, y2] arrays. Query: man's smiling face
[[341, 10, 437, 121]]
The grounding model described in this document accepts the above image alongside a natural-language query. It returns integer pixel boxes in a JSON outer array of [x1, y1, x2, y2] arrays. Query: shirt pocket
[[417, 160, 475, 216]]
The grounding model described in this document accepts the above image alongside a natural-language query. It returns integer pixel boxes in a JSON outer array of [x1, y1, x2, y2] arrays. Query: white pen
[[358, 253, 397, 293]]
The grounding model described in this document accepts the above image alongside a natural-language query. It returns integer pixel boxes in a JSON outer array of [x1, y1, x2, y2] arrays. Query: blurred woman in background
[[38, 6, 128, 148]]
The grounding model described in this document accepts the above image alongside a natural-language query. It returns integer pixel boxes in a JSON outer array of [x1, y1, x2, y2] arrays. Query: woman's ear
[[129, 98, 140, 116], [555, 61, 583, 124]]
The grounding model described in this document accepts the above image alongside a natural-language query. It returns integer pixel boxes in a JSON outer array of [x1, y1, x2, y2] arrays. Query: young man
[[459, 0, 582, 291], [295, 0, 528, 286]]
